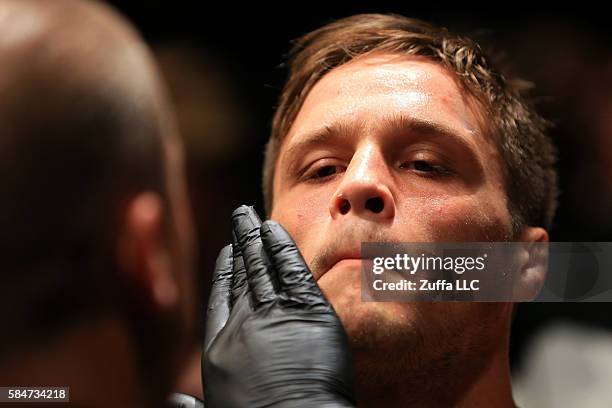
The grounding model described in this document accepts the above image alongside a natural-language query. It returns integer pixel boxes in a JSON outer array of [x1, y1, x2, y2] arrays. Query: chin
[[318, 263, 420, 347]]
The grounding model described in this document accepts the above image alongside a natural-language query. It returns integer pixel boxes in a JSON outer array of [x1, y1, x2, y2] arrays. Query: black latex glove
[[202, 205, 355, 408]]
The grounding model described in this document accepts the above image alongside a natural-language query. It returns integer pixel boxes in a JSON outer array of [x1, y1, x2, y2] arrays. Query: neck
[[454, 344, 516, 408], [0, 316, 160, 408], [359, 345, 515, 408], [355, 311, 516, 408]]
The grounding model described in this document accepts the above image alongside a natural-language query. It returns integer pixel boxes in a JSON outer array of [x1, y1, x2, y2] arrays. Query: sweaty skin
[[271, 54, 547, 407]]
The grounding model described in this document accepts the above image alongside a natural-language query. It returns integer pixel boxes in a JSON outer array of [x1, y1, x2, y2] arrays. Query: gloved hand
[[202, 205, 355, 408]]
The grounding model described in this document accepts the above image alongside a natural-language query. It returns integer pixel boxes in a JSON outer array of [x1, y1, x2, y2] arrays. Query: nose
[[329, 146, 395, 223]]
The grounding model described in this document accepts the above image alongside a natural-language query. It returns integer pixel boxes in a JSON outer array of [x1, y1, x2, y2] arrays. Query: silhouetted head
[[0, 0, 196, 401]]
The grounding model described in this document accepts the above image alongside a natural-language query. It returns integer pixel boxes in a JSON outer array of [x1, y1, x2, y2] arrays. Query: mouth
[[326, 250, 374, 273], [330, 258, 362, 269], [327, 248, 360, 268], [315, 258, 361, 282]]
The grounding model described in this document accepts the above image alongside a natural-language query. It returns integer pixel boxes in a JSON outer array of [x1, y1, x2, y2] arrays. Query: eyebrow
[[281, 120, 364, 173], [380, 113, 479, 152]]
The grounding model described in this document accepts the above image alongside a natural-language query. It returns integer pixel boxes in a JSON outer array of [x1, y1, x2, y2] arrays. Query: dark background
[[107, 1, 612, 375]]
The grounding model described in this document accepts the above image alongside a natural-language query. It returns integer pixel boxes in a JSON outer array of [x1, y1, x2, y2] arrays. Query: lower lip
[[331, 258, 362, 269]]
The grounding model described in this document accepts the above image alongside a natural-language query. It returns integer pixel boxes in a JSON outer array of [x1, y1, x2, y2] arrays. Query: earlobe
[[519, 226, 549, 243], [513, 226, 549, 301], [118, 192, 179, 312]]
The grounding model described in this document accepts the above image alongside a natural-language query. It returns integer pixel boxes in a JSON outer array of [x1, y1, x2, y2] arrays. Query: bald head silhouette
[[0, 1, 196, 406]]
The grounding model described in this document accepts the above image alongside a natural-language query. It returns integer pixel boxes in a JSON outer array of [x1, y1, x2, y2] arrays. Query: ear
[[513, 226, 549, 301], [118, 192, 179, 312]]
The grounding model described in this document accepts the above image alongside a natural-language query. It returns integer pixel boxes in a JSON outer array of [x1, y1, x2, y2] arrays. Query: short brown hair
[[263, 13, 557, 232]]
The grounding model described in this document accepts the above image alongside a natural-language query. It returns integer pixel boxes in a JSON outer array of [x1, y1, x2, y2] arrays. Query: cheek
[[395, 195, 510, 241], [270, 186, 333, 260], [435, 197, 511, 241]]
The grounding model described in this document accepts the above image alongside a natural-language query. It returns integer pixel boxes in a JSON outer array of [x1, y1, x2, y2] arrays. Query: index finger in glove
[[232, 205, 278, 305], [260, 220, 329, 306]]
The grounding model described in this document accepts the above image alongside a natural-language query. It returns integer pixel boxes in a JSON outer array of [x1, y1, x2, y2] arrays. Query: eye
[[315, 165, 339, 178], [400, 160, 450, 176], [303, 162, 346, 182]]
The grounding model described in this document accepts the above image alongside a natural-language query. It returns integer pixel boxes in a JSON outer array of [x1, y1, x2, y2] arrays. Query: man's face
[[270, 53, 513, 375]]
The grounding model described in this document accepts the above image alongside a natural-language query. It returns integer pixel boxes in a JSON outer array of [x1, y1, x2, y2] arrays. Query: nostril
[[339, 199, 351, 215], [365, 197, 384, 213]]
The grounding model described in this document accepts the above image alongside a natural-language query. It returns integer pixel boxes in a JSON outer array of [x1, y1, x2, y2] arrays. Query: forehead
[[285, 53, 484, 143]]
